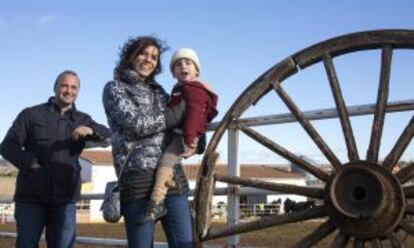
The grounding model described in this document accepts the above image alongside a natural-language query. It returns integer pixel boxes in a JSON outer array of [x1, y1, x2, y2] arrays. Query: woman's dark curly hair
[[114, 36, 168, 81]]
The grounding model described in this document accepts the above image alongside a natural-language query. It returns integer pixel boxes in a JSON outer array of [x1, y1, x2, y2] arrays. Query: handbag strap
[[116, 145, 135, 184]]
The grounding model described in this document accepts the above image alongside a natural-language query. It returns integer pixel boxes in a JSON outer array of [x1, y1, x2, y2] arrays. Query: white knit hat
[[170, 48, 201, 74]]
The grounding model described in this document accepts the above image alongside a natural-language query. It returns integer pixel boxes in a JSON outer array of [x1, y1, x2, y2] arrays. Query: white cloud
[[37, 14, 61, 27]]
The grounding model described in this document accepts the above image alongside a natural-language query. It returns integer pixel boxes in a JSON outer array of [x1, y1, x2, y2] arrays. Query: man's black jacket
[[0, 98, 110, 204]]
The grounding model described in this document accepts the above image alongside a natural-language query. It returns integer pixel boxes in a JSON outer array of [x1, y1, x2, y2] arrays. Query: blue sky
[[0, 1, 413, 164]]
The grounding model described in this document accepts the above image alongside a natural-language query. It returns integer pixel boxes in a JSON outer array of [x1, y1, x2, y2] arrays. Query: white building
[[80, 150, 307, 222], [184, 164, 307, 217], [79, 150, 117, 222]]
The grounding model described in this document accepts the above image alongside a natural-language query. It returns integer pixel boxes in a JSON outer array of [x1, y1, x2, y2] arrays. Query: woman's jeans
[[122, 194, 194, 248], [14, 202, 76, 248]]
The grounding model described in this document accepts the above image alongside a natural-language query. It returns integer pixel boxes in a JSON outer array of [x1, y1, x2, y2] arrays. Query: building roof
[[183, 164, 305, 180], [81, 150, 113, 165], [80, 150, 305, 180]]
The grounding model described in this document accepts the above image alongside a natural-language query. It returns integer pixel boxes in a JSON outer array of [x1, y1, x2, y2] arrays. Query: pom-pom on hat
[[170, 48, 201, 74]]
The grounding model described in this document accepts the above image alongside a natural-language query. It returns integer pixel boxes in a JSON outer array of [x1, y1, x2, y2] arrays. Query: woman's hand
[[164, 101, 186, 129], [182, 137, 199, 158]]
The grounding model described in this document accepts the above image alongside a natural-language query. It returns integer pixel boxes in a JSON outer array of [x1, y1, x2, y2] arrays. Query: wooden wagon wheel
[[194, 29, 414, 247]]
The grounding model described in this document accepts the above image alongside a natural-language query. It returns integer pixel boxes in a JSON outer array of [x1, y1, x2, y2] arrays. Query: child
[[137, 48, 218, 224]]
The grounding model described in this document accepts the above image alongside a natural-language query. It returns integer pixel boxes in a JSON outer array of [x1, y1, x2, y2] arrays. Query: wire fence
[[0, 201, 284, 224]]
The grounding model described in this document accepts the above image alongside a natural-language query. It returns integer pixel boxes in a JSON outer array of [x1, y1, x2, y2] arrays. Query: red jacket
[[169, 81, 218, 146]]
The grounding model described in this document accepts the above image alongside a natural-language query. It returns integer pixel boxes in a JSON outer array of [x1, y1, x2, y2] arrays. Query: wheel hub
[[325, 161, 405, 238]]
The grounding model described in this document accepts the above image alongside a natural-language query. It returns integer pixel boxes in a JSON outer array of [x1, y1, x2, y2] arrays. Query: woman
[[102, 36, 193, 247]]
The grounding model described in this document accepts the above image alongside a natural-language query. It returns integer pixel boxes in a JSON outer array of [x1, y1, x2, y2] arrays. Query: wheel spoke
[[406, 204, 414, 215], [370, 238, 383, 248], [331, 232, 350, 248], [215, 174, 324, 199], [354, 239, 365, 248], [240, 126, 329, 181], [293, 220, 336, 248], [389, 233, 403, 248], [271, 81, 342, 169], [403, 184, 414, 198], [383, 116, 414, 171], [367, 46, 392, 163], [323, 54, 359, 162], [204, 206, 326, 241], [395, 162, 414, 184], [400, 219, 414, 235]]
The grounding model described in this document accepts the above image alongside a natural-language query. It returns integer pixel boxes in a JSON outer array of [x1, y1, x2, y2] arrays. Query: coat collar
[[47, 97, 77, 119]]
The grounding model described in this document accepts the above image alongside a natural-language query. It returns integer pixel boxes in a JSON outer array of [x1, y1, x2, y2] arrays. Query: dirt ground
[[1, 177, 413, 247], [0, 177, 15, 197], [0, 221, 413, 247]]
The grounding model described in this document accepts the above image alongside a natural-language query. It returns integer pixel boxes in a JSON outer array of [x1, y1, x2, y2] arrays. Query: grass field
[[0, 221, 413, 247]]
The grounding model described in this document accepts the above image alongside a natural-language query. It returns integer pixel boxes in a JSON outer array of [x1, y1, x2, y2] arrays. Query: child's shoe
[[136, 200, 167, 225]]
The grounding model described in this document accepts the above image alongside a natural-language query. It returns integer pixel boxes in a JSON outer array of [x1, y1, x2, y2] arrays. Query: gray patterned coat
[[102, 70, 189, 202]]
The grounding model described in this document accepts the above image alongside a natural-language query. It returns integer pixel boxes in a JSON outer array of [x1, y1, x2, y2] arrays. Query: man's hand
[[28, 158, 41, 171], [72, 126, 93, 140], [31, 161, 41, 170]]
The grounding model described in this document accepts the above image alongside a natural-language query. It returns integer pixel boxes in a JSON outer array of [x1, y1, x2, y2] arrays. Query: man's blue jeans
[[122, 194, 194, 248], [14, 202, 76, 248]]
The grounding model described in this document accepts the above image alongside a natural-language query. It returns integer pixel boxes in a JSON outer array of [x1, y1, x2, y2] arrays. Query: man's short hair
[[53, 70, 80, 90]]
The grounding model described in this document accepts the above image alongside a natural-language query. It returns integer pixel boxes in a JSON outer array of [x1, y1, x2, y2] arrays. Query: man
[[0, 70, 110, 248]]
